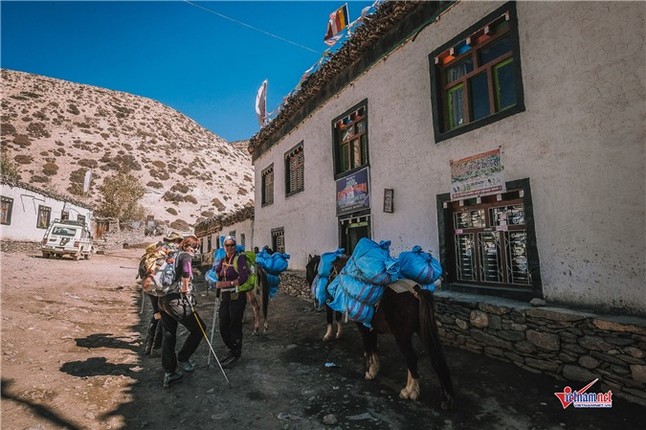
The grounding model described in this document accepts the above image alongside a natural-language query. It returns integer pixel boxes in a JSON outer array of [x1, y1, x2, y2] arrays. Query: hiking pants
[[218, 291, 247, 357], [159, 293, 204, 373], [145, 294, 162, 344]]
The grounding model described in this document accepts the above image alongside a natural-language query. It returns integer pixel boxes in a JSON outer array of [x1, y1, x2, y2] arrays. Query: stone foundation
[[434, 291, 646, 407]]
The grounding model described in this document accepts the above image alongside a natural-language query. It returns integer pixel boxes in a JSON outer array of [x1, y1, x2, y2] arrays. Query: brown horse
[[306, 254, 345, 341], [247, 265, 270, 334], [305, 254, 455, 410]]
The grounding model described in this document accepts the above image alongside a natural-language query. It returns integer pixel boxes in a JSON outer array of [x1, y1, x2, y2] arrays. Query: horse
[[247, 264, 270, 334], [305, 254, 344, 341], [305, 254, 455, 410]]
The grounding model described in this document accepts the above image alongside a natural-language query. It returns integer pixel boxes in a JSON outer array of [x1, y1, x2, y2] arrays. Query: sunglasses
[[224, 243, 235, 248]]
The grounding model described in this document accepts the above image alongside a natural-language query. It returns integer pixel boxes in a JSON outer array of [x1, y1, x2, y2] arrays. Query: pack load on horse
[[255, 246, 290, 298], [306, 237, 454, 410]]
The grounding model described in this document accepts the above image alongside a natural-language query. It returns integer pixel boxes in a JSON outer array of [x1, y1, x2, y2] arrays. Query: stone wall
[[275, 272, 646, 407], [434, 291, 646, 407]]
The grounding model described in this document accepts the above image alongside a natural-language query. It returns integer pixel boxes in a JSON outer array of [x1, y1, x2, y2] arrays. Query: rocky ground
[[1, 244, 645, 430]]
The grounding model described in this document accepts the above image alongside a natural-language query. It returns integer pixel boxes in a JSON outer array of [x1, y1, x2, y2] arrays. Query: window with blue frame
[[430, 3, 525, 142]]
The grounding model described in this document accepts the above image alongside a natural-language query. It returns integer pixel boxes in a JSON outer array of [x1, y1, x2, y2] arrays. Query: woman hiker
[[214, 236, 249, 368], [158, 235, 205, 388]]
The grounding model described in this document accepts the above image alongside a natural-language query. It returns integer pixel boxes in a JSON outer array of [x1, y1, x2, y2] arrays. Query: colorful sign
[[450, 147, 506, 201], [336, 167, 369, 215]]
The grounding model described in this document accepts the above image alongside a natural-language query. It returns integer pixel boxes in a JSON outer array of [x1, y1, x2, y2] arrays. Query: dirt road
[[1, 246, 644, 429]]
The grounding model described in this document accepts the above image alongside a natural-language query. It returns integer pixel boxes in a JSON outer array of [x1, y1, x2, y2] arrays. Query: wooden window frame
[[37, 205, 51, 229], [436, 178, 542, 301], [261, 164, 274, 207], [1, 196, 13, 225], [429, 2, 525, 143], [285, 142, 304, 197], [271, 227, 285, 254], [332, 99, 369, 179]]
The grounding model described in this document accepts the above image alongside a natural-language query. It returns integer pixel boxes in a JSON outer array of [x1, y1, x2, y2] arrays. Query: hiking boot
[[177, 360, 195, 373], [163, 371, 183, 388], [143, 338, 154, 355], [221, 355, 240, 369]]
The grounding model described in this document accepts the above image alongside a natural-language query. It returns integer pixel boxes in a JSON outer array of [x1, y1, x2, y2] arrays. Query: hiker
[[158, 235, 205, 388], [214, 236, 249, 368], [141, 232, 183, 355]]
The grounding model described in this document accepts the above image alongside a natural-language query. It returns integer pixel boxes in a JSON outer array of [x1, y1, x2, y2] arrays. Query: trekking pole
[[185, 294, 231, 387], [207, 291, 219, 367], [140, 288, 145, 314]]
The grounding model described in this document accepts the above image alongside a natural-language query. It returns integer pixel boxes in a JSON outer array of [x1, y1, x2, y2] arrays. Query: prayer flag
[[255, 80, 267, 126], [324, 4, 349, 46]]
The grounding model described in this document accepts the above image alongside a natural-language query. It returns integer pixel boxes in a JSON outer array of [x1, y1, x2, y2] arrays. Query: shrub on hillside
[[14, 154, 33, 164], [0, 152, 21, 182], [42, 162, 59, 176], [13, 134, 31, 148], [166, 208, 178, 216]]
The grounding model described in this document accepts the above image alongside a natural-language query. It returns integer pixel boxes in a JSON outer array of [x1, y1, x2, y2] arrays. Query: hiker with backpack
[[214, 236, 249, 368], [158, 235, 206, 388], [139, 232, 184, 355]]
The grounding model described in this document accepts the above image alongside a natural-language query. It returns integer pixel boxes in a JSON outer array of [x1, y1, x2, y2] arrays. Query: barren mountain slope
[[0, 69, 253, 228]]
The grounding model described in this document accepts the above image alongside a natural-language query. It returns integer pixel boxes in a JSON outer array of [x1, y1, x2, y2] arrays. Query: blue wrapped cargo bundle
[[256, 247, 290, 275], [342, 238, 399, 285], [326, 273, 384, 328], [398, 245, 443, 291], [312, 249, 346, 308]]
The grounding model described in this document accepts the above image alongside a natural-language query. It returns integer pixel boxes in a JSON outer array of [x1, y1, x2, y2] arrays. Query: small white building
[[0, 179, 93, 242], [194, 205, 255, 263], [249, 1, 645, 314]]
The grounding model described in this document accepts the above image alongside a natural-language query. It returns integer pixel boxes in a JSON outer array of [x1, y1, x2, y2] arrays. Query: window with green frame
[[430, 2, 524, 142]]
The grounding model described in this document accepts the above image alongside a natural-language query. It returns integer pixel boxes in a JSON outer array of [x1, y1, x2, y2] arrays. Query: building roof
[[0, 177, 93, 210], [194, 203, 254, 237], [248, 1, 450, 162]]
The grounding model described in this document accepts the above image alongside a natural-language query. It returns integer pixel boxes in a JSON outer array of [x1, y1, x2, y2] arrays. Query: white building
[[194, 205, 255, 263], [249, 1, 645, 314], [0, 179, 93, 242]]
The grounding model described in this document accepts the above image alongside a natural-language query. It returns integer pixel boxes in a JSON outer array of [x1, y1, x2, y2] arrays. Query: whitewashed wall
[[0, 183, 93, 242], [201, 217, 255, 259], [254, 1, 645, 313]]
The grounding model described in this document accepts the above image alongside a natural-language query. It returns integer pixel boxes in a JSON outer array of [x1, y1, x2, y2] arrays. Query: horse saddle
[[387, 278, 418, 294]]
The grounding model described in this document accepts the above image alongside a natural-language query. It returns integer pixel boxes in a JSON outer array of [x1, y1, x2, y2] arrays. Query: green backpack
[[233, 251, 257, 293]]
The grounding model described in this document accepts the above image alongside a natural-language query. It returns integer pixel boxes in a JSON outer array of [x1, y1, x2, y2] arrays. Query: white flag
[[83, 169, 92, 193], [255, 80, 267, 126]]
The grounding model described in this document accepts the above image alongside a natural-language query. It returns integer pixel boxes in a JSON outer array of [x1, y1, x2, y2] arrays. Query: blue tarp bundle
[[313, 249, 345, 308], [256, 247, 290, 275], [343, 238, 399, 286], [397, 245, 443, 292], [256, 246, 290, 297], [323, 239, 444, 327]]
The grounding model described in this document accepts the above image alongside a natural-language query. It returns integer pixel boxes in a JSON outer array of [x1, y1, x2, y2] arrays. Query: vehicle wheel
[[42, 252, 50, 258], [84, 251, 93, 260], [73, 253, 81, 261], [56, 254, 63, 259]]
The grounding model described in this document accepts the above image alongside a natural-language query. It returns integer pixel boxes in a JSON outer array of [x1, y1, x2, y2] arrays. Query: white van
[[41, 219, 94, 260]]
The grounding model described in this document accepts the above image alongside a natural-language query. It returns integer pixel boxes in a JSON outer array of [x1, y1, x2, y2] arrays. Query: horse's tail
[[418, 287, 455, 409], [258, 265, 269, 321]]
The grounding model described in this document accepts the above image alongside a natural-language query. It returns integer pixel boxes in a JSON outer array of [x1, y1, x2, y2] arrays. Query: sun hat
[[164, 232, 183, 242]]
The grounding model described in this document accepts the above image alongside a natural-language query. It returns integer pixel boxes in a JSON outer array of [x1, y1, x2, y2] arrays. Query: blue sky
[[1, 0, 373, 141]]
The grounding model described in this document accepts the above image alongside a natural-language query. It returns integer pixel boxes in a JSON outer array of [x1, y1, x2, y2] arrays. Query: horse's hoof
[[365, 372, 376, 381], [323, 334, 333, 341]]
